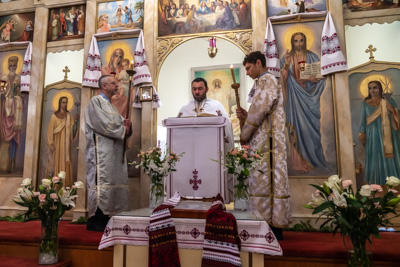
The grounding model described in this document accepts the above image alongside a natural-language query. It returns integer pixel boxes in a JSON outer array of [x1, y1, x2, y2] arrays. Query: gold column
[[73, 0, 97, 221], [23, 5, 49, 181]]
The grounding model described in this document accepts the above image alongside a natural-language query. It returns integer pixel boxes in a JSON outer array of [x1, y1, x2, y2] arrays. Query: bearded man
[[0, 56, 23, 172], [280, 31, 326, 173]]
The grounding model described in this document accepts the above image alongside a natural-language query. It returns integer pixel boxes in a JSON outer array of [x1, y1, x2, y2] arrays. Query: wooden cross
[[365, 44, 377, 60], [62, 66, 70, 80]]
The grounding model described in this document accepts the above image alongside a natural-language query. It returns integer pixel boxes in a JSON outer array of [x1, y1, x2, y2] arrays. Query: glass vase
[[149, 175, 164, 209], [347, 236, 372, 267], [234, 173, 249, 211], [39, 218, 59, 265]]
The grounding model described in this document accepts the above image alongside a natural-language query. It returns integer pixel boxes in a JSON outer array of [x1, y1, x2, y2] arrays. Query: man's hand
[[284, 50, 290, 65], [236, 107, 248, 120], [387, 102, 396, 114], [124, 119, 131, 135]]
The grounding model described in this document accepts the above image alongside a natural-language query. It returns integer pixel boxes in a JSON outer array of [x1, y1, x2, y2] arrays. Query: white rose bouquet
[[133, 147, 183, 207], [13, 171, 84, 221], [213, 145, 263, 200], [13, 171, 84, 263], [305, 175, 400, 267]]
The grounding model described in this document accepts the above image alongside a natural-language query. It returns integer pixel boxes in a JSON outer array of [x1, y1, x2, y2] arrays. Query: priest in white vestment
[[178, 77, 234, 200], [85, 75, 132, 232], [178, 77, 234, 148], [237, 51, 291, 240]]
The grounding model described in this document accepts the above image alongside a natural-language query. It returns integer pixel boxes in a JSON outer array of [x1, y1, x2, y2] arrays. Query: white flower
[[332, 189, 347, 208], [74, 181, 84, 189], [58, 171, 66, 180], [386, 176, 400, 188], [41, 179, 52, 188], [59, 190, 75, 207], [342, 180, 352, 189], [359, 185, 372, 197], [21, 178, 32, 187], [325, 175, 342, 191], [308, 193, 324, 207], [14, 188, 33, 203]]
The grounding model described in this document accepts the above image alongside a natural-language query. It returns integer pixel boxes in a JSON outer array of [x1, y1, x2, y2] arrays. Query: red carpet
[[0, 220, 103, 246], [0, 255, 71, 267], [280, 231, 400, 261], [0, 220, 399, 263]]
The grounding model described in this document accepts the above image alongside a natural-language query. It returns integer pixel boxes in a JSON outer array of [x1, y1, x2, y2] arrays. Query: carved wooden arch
[[156, 30, 253, 77]]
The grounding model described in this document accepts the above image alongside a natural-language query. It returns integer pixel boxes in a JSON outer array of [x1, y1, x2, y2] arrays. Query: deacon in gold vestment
[[237, 51, 291, 235]]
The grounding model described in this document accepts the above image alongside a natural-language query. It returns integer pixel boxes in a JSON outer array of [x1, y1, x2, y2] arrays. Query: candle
[[210, 37, 216, 48], [130, 60, 134, 70], [230, 64, 236, 83]]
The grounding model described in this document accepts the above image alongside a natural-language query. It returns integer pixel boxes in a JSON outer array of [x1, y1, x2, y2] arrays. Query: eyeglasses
[[104, 82, 117, 86]]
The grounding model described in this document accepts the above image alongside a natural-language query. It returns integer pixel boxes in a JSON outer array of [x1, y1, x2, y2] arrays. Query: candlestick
[[230, 65, 236, 83], [130, 60, 134, 70]]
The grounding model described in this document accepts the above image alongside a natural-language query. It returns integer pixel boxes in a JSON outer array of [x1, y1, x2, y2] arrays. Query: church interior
[[0, 0, 400, 266]]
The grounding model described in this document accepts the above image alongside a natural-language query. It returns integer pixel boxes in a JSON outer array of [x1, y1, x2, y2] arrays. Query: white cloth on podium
[[178, 98, 234, 149], [163, 117, 233, 202]]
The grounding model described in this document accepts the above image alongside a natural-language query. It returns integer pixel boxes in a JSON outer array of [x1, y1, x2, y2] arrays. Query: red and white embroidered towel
[[264, 18, 280, 78], [148, 193, 181, 267], [20, 41, 32, 92], [201, 200, 242, 267], [82, 36, 101, 87], [320, 12, 347, 75]]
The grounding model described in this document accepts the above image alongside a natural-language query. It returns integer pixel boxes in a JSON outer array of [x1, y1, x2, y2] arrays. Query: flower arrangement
[[305, 175, 400, 267], [13, 171, 83, 264], [14, 171, 83, 221], [214, 145, 263, 208], [133, 147, 183, 207]]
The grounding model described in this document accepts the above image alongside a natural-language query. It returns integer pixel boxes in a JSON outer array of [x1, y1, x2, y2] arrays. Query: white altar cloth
[[99, 208, 283, 256]]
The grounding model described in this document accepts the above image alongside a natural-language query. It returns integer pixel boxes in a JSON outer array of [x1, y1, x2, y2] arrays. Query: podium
[[162, 117, 230, 202]]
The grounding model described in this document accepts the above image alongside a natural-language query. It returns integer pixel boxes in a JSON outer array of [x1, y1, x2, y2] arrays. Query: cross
[[189, 169, 202, 191], [365, 44, 376, 60], [62, 66, 70, 80]]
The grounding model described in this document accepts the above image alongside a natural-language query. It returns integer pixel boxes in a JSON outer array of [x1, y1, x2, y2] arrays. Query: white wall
[[157, 37, 252, 125], [345, 21, 400, 69], [45, 50, 84, 87]]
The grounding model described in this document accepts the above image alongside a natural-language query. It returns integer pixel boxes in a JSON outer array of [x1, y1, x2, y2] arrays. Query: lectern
[[162, 117, 230, 202]]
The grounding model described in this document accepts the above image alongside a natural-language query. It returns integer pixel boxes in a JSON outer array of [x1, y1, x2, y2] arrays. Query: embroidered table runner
[[99, 210, 282, 256]]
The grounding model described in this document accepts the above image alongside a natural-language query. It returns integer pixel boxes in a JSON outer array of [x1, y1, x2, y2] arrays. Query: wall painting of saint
[[158, 0, 252, 37], [0, 50, 29, 175], [274, 21, 338, 177], [0, 12, 35, 43], [39, 87, 81, 187], [48, 5, 86, 42], [97, 0, 144, 33], [267, 0, 327, 17], [344, 0, 400, 12], [349, 70, 400, 186]]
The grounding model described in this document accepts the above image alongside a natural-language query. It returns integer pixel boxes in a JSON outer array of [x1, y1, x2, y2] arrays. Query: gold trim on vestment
[[367, 99, 394, 158], [250, 194, 290, 199], [89, 184, 130, 192]]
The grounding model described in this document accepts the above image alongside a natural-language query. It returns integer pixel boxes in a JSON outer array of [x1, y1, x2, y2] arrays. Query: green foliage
[[13, 175, 83, 223], [288, 220, 332, 233], [70, 216, 87, 224], [305, 175, 400, 266]]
